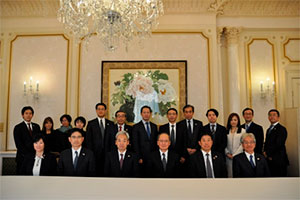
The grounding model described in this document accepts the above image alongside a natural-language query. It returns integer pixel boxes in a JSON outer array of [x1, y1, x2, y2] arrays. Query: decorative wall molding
[[224, 27, 242, 44], [283, 38, 300, 63], [0, 0, 299, 17]]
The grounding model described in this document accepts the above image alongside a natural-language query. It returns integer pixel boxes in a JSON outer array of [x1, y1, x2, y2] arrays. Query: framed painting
[[101, 61, 187, 125]]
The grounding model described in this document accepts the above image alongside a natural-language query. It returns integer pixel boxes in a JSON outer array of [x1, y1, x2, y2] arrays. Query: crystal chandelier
[[57, 0, 164, 51]]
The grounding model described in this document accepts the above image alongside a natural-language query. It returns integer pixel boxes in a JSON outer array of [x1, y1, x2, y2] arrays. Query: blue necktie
[[245, 124, 249, 132], [146, 122, 151, 139], [249, 155, 255, 168], [267, 124, 274, 136]]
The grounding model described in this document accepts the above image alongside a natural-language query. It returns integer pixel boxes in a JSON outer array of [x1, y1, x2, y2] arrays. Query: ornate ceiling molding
[[0, 0, 299, 17]]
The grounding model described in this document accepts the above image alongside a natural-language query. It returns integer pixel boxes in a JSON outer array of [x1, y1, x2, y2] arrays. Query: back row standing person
[[86, 103, 114, 176], [132, 106, 158, 177], [13, 106, 41, 175]]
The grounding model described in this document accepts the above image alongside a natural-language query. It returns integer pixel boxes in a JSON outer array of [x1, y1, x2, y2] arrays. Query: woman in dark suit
[[41, 117, 59, 154], [20, 134, 57, 176]]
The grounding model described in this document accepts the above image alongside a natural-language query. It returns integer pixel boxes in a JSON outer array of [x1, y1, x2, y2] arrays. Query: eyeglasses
[[71, 136, 82, 139], [158, 140, 170, 143], [243, 141, 255, 145]]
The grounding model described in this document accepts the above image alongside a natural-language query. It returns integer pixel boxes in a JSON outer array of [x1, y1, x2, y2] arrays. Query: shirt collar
[[72, 146, 82, 155], [271, 122, 279, 127], [159, 149, 168, 157], [118, 150, 127, 157]]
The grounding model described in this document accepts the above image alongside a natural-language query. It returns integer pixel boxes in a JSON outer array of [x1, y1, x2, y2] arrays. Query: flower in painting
[[157, 80, 177, 104], [126, 74, 154, 98]]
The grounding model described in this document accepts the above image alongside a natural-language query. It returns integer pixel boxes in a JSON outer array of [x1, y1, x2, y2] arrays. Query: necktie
[[267, 124, 274, 136], [206, 153, 213, 178], [170, 125, 175, 147], [245, 124, 249, 132], [146, 122, 151, 139], [119, 125, 122, 131], [99, 119, 105, 142], [27, 123, 32, 136], [74, 151, 79, 170], [120, 153, 124, 170], [211, 124, 215, 134], [187, 120, 192, 135], [162, 153, 167, 172], [249, 155, 255, 168]]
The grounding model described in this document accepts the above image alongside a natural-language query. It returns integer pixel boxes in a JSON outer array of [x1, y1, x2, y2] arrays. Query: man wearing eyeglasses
[[58, 128, 96, 177], [233, 133, 270, 178]]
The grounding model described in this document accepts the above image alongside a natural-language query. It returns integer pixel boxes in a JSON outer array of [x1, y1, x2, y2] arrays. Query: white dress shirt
[[245, 152, 256, 166], [201, 150, 215, 178], [142, 119, 151, 132], [32, 155, 43, 176], [97, 117, 106, 129], [159, 150, 168, 163], [72, 147, 82, 163], [186, 119, 194, 133], [117, 124, 125, 132], [169, 122, 176, 141]]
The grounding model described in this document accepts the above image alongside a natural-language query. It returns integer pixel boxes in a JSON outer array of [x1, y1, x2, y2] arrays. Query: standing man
[[241, 108, 264, 154], [177, 104, 203, 157], [58, 128, 96, 177], [14, 106, 40, 174], [147, 133, 180, 178], [112, 110, 133, 151], [159, 108, 185, 164], [263, 109, 289, 177], [132, 106, 158, 176], [203, 109, 227, 158], [189, 133, 227, 178], [86, 103, 114, 176], [233, 133, 270, 178]]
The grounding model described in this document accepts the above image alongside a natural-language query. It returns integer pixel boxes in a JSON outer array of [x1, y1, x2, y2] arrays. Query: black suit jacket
[[203, 123, 227, 156], [13, 121, 40, 173], [264, 123, 289, 166], [189, 151, 227, 178], [104, 150, 139, 177], [58, 147, 96, 177], [147, 150, 180, 178], [132, 121, 158, 162], [86, 118, 115, 174], [159, 123, 185, 157], [241, 122, 264, 154], [233, 152, 270, 178], [177, 119, 203, 156], [20, 152, 57, 176]]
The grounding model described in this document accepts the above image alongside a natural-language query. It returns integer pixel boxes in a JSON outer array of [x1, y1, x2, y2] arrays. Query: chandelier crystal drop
[[57, 0, 164, 51]]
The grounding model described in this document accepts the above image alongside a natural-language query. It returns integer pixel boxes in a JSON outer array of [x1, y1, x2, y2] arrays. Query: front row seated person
[[233, 133, 270, 178], [20, 134, 57, 176], [58, 128, 96, 177], [104, 131, 139, 177], [147, 133, 180, 178], [189, 133, 227, 178]]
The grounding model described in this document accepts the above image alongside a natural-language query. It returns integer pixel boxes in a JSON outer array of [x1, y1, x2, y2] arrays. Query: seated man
[[147, 133, 180, 178], [189, 133, 227, 178], [233, 133, 270, 178], [58, 128, 96, 177], [104, 131, 139, 177]]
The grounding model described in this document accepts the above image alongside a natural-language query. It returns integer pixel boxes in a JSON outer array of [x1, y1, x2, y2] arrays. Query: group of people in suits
[[13, 103, 289, 178]]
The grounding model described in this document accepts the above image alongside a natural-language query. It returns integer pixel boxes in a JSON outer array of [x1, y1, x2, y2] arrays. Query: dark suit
[[86, 118, 114, 176], [104, 150, 139, 177], [177, 119, 203, 153], [241, 122, 264, 154], [20, 152, 57, 176], [203, 123, 227, 157], [132, 120, 158, 162], [189, 151, 227, 178], [159, 123, 185, 157], [58, 147, 96, 177], [13, 121, 40, 174], [233, 152, 270, 178], [147, 150, 180, 178], [264, 123, 289, 177]]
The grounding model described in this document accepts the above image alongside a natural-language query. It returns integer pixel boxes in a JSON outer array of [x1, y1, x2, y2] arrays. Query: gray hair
[[240, 133, 256, 143], [115, 131, 130, 140]]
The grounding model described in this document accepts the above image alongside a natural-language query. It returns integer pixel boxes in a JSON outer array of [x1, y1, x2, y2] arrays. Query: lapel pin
[[128, 155, 131, 158], [213, 155, 218, 160], [82, 153, 85, 156], [257, 157, 260, 161]]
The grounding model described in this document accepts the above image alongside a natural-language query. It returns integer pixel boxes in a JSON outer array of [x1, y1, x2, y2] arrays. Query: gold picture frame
[[101, 61, 187, 125]]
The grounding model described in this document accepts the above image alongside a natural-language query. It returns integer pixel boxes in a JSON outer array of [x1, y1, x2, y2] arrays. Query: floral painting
[[102, 61, 187, 125]]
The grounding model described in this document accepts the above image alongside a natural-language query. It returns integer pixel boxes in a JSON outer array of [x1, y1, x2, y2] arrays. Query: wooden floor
[[1, 176, 299, 199]]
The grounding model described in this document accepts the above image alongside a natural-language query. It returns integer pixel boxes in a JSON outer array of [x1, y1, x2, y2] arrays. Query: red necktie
[[119, 125, 122, 131], [27, 123, 32, 136]]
